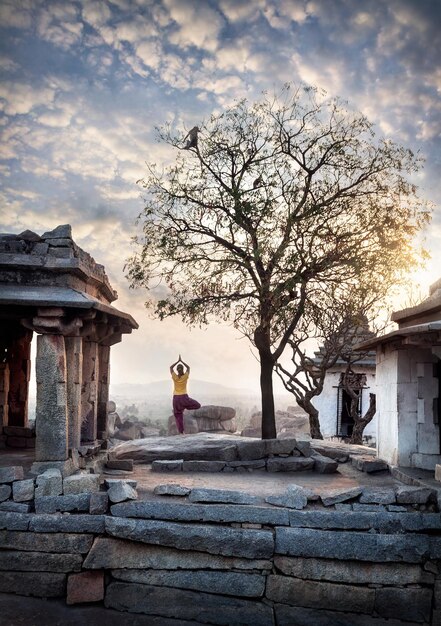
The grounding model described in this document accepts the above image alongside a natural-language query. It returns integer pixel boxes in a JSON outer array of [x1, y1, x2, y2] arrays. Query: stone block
[[107, 481, 138, 503], [0, 485, 11, 502], [105, 582, 275, 625], [0, 512, 31, 530], [182, 460, 226, 472], [32, 242, 49, 254], [110, 501, 289, 526], [0, 530, 93, 553], [29, 513, 105, 534], [12, 479, 34, 502], [273, 556, 434, 585], [320, 487, 363, 506], [151, 459, 183, 472], [90, 492, 109, 514], [35, 468, 62, 497], [266, 575, 374, 613], [104, 478, 137, 488], [46, 237, 74, 247], [106, 516, 274, 559], [274, 604, 416, 626], [3, 426, 34, 438], [351, 456, 389, 473], [84, 537, 272, 571], [266, 485, 309, 510], [0, 502, 30, 513], [267, 457, 314, 472], [106, 459, 134, 471], [435, 464, 441, 482], [63, 473, 100, 494], [34, 494, 90, 514], [42, 224, 72, 239], [395, 486, 434, 504], [67, 570, 104, 604], [0, 550, 82, 572], [275, 527, 430, 562], [375, 587, 432, 622], [188, 488, 261, 505], [0, 466, 24, 483], [295, 440, 311, 457], [352, 503, 385, 512], [31, 458, 77, 477], [227, 460, 266, 470], [359, 488, 396, 505], [154, 484, 191, 497], [0, 571, 66, 597], [312, 454, 338, 474]]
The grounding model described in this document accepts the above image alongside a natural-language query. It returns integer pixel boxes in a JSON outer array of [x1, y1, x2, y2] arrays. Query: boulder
[[168, 405, 237, 435]]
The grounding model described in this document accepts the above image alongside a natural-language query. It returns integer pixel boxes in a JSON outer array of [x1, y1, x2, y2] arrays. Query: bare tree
[[126, 84, 429, 439]]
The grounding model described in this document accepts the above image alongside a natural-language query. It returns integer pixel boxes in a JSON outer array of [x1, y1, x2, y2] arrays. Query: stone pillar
[[65, 336, 83, 450], [97, 344, 110, 440], [35, 334, 68, 462], [81, 341, 99, 443], [0, 363, 10, 428], [7, 330, 32, 427]]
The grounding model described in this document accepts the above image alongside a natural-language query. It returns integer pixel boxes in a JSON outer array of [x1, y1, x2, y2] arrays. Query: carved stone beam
[[22, 315, 83, 336]]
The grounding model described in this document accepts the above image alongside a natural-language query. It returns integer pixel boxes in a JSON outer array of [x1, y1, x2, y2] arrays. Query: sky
[[1, 0, 441, 392]]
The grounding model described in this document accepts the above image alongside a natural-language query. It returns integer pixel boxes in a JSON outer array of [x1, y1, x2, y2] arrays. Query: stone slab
[[12, 479, 34, 502], [0, 485, 11, 502], [106, 459, 134, 471], [275, 527, 431, 562], [113, 569, 266, 598], [63, 473, 101, 494], [84, 537, 272, 571], [0, 550, 82, 572], [267, 457, 314, 472], [34, 494, 90, 514], [320, 487, 363, 506], [154, 484, 191, 497], [30, 458, 77, 478], [266, 485, 309, 510], [29, 514, 105, 533], [266, 574, 374, 613], [0, 466, 24, 483], [375, 586, 432, 622], [312, 454, 338, 474], [395, 486, 434, 504], [0, 512, 30, 530], [104, 582, 275, 626], [151, 460, 183, 472], [110, 501, 289, 526], [188, 488, 261, 505], [90, 492, 109, 514], [351, 456, 389, 473], [275, 604, 418, 626], [106, 516, 274, 559], [107, 481, 138, 503], [0, 502, 30, 513], [67, 570, 105, 604], [359, 488, 396, 504], [34, 469, 62, 497], [182, 461, 226, 472], [0, 530, 93, 553], [0, 572, 66, 598]]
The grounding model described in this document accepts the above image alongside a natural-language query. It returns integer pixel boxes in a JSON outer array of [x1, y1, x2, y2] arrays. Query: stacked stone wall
[[0, 500, 440, 623]]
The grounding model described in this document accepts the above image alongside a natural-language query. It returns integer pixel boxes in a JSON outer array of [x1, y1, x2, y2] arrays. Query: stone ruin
[[167, 405, 237, 436], [0, 224, 137, 472]]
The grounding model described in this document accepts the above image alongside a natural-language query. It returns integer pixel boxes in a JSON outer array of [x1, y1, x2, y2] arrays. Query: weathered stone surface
[[375, 587, 432, 622], [320, 487, 363, 506], [352, 503, 385, 512], [359, 488, 396, 504], [188, 488, 260, 505], [0, 571, 66, 597], [90, 492, 109, 514], [0, 485, 11, 502], [151, 459, 183, 472], [0, 502, 30, 513], [105, 582, 275, 626], [275, 604, 413, 626], [84, 537, 272, 571], [266, 575, 374, 613], [113, 569, 266, 598], [227, 460, 266, 470], [104, 478, 137, 488], [106, 516, 274, 559], [3, 426, 34, 438], [35, 468, 62, 497], [351, 455, 389, 473], [63, 473, 100, 494], [67, 570, 104, 604], [266, 485, 309, 510], [236, 440, 266, 460], [110, 501, 289, 526], [288, 510, 371, 530], [106, 459, 134, 471], [275, 527, 431, 562], [387, 505, 407, 512], [154, 484, 191, 497], [42, 224, 72, 239], [34, 494, 90, 514], [395, 486, 434, 504], [295, 440, 312, 457], [0, 550, 82, 572], [274, 556, 434, 585], [312, 453, 338, 473], [182, 460, 226, 472], [107, 481, 138, 503], [267, 457, 314, 472], [12, 479, 34, 502], [29, 513, 105, 533], [31, 458, 77, 478], [0, 512, 30, 530], [266, 439, 298, 456], [0, 530, 93, 553], [0, 466, 24, 483]]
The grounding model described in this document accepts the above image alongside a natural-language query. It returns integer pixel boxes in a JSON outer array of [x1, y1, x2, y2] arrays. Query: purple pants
[[173, 394, 201, 433]]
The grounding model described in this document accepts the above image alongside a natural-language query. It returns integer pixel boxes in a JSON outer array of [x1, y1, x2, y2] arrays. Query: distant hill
[[110, 379, 257, 399]]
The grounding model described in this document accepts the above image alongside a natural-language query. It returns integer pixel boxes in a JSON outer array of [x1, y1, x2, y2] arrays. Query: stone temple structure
[[0, 225, 137, 471], [357, 278, 441, 472]]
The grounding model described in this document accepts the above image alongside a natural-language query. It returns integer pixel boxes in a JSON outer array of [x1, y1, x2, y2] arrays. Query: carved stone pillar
[[97, 344, 110, 440], [65, 336, 83, 450], [0, 363, 10, 428], [35, 334, 68, 462], [81, 340, 99, 442], [7, 329, 32, 427]]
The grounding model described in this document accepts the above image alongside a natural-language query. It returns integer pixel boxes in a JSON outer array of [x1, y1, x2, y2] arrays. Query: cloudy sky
[[1, 0, 440, 392]]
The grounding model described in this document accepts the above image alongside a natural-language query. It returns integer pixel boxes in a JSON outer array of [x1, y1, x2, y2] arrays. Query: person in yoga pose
[[170, 355, 201, 434]]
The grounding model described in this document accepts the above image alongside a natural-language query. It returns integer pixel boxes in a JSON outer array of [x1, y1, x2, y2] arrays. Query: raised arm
[[169, 358, 180, 374], [180, 358, 190, 374]]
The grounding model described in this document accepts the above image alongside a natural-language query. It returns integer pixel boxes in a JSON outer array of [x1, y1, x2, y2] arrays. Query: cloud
[[0, 81, 56, 115], [0, 0, 34, 29], [164, 0, 226, 52], [37, 4, 83, 49]]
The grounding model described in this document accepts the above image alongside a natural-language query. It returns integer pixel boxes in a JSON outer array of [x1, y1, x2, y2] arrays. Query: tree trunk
[[259, 351, 277, 439], [349, 393, 376, 445], [305, 399, 323, 440]]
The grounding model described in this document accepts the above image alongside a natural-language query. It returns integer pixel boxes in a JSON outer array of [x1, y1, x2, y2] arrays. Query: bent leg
[[184, 396, 201, 411]]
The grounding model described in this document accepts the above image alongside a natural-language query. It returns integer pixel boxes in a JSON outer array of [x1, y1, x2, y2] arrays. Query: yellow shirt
[[172, 371, 189, 395]]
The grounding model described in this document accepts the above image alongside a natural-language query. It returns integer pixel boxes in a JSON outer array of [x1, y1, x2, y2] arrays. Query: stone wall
[[0, 491, 439, 624]]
